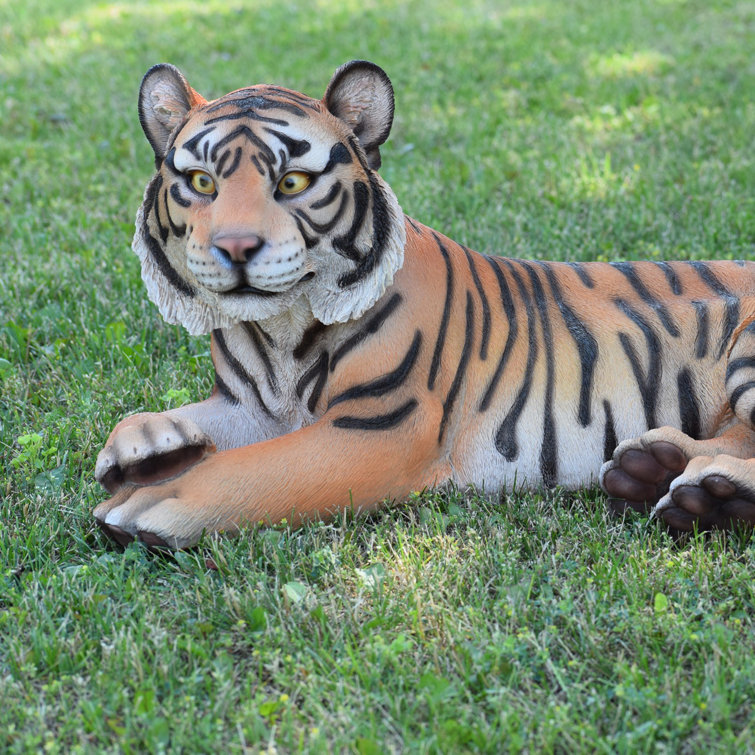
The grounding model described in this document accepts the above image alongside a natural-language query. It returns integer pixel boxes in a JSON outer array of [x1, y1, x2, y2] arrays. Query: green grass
[[1, 0, 754, 751]]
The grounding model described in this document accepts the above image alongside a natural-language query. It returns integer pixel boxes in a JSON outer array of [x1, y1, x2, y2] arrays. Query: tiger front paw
[[95, 413, 216, 493], [600, 428, 690, 513], [653, 454, 755, 532], [93, 462, 230, 550]]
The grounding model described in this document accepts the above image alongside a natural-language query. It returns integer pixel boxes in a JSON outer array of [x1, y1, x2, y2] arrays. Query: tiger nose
[[211, 234, 266, 265]]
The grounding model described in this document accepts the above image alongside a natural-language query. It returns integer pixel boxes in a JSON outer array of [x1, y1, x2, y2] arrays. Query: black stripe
[[215, 148, 231, 178], [322, 143, 353, 175], [521, 262, 557, 486], [406, 217, 423, 235], [310, 181, 342, 210], [182, 127, 216, 158], [293, 216, 319, 250], [204, 91, 301, 122], [332, 399, 418, 431], [152, 175, 169, 243], [204, 110, 291, 127], [480, 256, 518, 411], [294, 321, 327, 360], [214, 373, 241, 406], [222, 147, 243, 178], [143, 177, 195, 297], [263, 87, 320, 110], [208, 125, 277, 168], [464, 248, 491, 361], [337, 171, 391, 288], [263, 128, 311, 158], [655, 261, 683, 295], [603, 400, 617, 462], [428, 235, 454, 391], [164, 148, 179, 174], [677, 368, 701, 439], [616, 299, 661, 429], [567, 262, 595, 288], [329, 331, 421, 409], [538, 262, 598, 427], [612, 262, 679, 337], [209, 92, 306, 120], [726, 356, 755, 382], [241, 322, 278, 394], [730, 381, 755, 413], [438, 292, 475, 444], [689, 261, 739, 359], [169, 183, 191, 208], [333, 181, 369, 263], [250, 154, 265, 176], [214, 330, 272, 417], [495, 261, 538, 461], [163, 189, 187, 238], [296, 351, 329, 413], [692, 301, 709, 360], [330, 293, 403, 372], [254, 323, 274, 346], [296, 191, 349, 234]]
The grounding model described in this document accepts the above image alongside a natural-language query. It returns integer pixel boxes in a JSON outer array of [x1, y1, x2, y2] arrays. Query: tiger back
[[94, 61, 755, 549]]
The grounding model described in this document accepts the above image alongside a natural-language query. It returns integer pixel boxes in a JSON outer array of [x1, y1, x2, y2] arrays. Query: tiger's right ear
[[138, 64, 206, 160]]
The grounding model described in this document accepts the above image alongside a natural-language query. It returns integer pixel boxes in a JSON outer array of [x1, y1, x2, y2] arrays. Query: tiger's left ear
[[324, 61, 394, 170]]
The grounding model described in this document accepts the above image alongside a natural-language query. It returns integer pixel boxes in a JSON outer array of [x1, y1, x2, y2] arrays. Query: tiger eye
[[278, 171, 311, 195], [189, 170, 216, 195]]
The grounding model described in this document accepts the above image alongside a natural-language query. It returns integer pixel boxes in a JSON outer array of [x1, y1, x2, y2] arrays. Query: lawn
[[1, 0, 754, 751]]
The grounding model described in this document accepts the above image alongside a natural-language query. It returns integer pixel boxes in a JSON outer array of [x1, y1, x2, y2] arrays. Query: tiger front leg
[[95, 387, 280, 493], [94, 403, 447, 550]]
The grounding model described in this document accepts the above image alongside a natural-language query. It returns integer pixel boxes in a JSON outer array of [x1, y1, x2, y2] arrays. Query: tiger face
[[135, 61, 406, 335]]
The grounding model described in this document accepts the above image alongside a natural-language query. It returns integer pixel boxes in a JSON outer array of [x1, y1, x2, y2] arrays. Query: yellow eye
[[189, 170, 216, 195], [277, 171, 311, 195]]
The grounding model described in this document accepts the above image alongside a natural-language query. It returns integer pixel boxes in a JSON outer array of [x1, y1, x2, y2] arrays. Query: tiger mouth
[[223, 272, 315, 296], [227, 285, 279, 297]]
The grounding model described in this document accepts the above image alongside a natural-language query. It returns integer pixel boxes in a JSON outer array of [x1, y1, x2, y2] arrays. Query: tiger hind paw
[[653, 455, 755, 532], [600, 430, 690, 513]]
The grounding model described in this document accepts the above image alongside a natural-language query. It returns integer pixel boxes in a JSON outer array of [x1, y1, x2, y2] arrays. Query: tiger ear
[[138, 64, 206, 160], [324, 61, 394, 170]]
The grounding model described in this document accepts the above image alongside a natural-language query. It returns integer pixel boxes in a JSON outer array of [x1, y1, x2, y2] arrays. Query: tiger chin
[[94, 60, 755, 549]]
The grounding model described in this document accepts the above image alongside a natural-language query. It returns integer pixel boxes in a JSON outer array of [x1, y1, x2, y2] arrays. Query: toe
[[603, 468, 657, 503], [701, 474, 736, 498], [619, 449, 668, 485], [648, 441, 688, 472]]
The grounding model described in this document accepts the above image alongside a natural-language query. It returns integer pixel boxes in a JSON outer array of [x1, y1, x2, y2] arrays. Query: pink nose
[[212, 234, 265, 264]]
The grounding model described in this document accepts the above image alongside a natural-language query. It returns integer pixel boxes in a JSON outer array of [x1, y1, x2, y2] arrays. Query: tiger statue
[[94, 60, 755, 549]]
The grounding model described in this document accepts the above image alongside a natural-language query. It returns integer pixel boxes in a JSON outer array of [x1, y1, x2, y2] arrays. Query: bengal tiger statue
[[94, 60, 755, 549]]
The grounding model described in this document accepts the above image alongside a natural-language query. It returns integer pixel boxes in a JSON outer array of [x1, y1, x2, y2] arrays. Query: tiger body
[[94, 61, 755, 548]]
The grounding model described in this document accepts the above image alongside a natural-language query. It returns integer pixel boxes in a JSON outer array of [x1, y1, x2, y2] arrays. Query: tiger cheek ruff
[[93, 61, 755, 549]]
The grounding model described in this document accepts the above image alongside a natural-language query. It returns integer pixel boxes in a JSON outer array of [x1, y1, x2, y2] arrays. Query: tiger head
[[134, 61, 406, 335]]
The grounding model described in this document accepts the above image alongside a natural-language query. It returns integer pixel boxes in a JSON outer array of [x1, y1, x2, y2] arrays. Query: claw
[[97, 520, 136, 547]]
